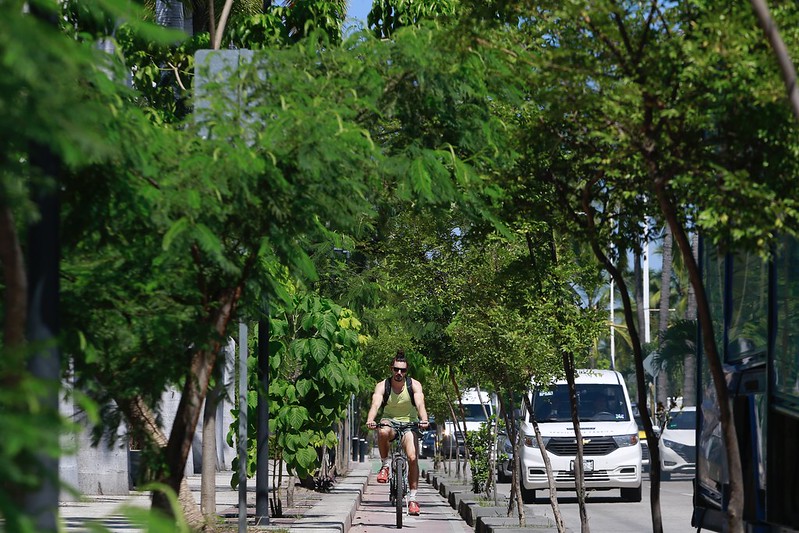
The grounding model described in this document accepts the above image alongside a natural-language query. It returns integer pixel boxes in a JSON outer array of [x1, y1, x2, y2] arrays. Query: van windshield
[[532, 384, 630, 422], [461, 403, 489, 421]]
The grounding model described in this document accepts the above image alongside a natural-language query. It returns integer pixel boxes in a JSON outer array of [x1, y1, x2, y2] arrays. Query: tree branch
[[750, 0, 799, 121]]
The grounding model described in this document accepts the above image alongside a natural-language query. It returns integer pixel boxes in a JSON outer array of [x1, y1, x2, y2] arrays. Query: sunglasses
[[392, 366, 408, 373]]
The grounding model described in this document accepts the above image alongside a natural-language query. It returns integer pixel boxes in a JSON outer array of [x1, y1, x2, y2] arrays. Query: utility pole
[[238, 323, 248, 533], [255, 311, 270, 525], [25, 143, 61, 532]]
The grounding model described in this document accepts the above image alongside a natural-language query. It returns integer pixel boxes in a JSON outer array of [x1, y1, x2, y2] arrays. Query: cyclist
[[366, 350, 429, 516]]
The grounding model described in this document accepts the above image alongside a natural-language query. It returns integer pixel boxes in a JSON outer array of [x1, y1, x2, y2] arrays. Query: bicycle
[[374, 421, 421, 529]]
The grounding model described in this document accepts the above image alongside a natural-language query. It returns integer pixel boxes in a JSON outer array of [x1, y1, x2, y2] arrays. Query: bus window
[[726, 251, 768, 364], [774, 237, 799, 409]]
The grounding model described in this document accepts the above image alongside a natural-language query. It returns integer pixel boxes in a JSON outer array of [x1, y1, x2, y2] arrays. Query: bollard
[[352, 437, 359, 461], [359, 438, 368, 462]]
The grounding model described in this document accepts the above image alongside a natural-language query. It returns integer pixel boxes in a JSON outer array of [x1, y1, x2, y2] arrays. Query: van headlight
[[523, 435, 550, 448], [612, 434, 639, 447]]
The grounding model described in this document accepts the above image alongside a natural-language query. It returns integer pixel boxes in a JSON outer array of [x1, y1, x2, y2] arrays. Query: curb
[[288, 462, 371, 533], [426, 469, 566, 532]]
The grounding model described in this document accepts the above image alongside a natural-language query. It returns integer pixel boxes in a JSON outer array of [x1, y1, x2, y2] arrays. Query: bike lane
[[349, 460, 473, 532]]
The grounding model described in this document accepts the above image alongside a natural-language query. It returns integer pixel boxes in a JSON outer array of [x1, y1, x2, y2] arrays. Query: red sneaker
[[376, 466, 390, 483], [408, 500, 420, 515]]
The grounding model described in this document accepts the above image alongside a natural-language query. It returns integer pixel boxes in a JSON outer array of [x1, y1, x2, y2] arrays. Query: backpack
[[381, 376, 417, 409]]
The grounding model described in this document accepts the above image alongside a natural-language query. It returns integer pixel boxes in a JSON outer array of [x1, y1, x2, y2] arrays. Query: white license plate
[[570, 459, 594, 472]]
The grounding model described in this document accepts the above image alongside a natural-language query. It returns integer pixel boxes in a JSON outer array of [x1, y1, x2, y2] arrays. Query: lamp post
[[255, 311, 270, 525]]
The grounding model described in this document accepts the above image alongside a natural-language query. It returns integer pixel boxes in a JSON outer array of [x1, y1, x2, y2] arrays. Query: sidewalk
[[348, 462, 472, 533], [58, 463, 368, 532], [58, 456, 556, 532], [59, 471, 240, 532]]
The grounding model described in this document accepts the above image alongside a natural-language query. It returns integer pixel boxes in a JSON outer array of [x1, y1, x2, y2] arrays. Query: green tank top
[[382, 382, 419, 422]]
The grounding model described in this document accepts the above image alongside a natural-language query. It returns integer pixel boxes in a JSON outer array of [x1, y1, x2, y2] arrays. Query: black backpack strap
[[407, 376, 417, 408], [381, 378, 391, 408]]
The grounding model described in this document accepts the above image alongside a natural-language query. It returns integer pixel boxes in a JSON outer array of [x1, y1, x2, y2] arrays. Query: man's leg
[[402, 431, 421, 515], [376, 420, 394, 483]]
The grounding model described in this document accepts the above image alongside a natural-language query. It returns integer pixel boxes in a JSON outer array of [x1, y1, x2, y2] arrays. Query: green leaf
[[162, 217, 189, 251], [315, 312, 338, 340], [193, 223, 223, 259], [285, 406, 309, 430], [296, 378, 313, 397], [308, 338, 329, 363], [301, 311, 315, 331]]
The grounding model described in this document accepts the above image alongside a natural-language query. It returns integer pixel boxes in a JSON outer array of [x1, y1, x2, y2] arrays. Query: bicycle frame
[[375, 421, 420, 529]]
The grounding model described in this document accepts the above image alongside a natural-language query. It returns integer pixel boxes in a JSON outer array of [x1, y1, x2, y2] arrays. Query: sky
[[347, 0, 371, 22]]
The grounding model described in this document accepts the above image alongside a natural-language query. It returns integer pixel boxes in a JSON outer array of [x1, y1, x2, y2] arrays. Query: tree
[[230, 291, 364, 493], [490, 2, 799, 531]]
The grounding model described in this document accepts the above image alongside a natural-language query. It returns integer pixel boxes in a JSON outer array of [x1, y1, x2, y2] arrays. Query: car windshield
[[667, 410, 696, 430], [532, 383, 630, 422]]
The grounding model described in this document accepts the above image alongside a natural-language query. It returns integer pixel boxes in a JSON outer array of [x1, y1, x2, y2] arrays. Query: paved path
[[349, 463, 472, 533]]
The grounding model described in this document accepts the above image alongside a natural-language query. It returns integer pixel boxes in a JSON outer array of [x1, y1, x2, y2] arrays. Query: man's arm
[[412, 379, 429, 429], [366, 380, 384, 429]]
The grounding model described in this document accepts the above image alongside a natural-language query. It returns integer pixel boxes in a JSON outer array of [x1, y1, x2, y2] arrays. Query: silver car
[[496, 431, 514, 482]]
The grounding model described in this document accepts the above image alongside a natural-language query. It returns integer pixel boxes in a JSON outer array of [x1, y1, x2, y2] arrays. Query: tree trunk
[[634, 247, 645, 339], [581, 187, 664, 533], [682, 234, 698, 407], [657, 225, 673, 404], [201, 378, 222, 518], [0, 206, 27, 350], [522, 394, 565, 532], [476, 383, 496, 499], [564, 354, 590, 533], [450, 372, 472, 479], [654, 180, 744, 533], [750, 0, 799, 121], [156, 283, 243, 515], [500, 393, 527, 527], [117, 396, 205, 530], [443, 382, 464, 479], [287, 474, 295, 509]]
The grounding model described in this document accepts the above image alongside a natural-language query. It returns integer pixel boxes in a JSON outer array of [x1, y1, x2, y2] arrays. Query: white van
[[519, 369, 642, 502], [441, 388, 495, 456]]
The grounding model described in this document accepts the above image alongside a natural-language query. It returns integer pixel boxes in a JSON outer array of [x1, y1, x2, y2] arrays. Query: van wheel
[[661, 470, 671, 481], [620, 485, 642, 502], [521, 486, 536, 504]]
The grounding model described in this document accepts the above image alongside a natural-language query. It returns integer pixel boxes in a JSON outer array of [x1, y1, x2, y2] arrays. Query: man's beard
[[393, 373, 404, 382]]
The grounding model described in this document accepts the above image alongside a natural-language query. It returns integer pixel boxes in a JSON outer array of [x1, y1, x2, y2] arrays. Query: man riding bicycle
[[366, 350, 429, 516]]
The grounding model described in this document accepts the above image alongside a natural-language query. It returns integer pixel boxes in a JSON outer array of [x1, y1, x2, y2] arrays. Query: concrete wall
[[59, 339, 238, 499]]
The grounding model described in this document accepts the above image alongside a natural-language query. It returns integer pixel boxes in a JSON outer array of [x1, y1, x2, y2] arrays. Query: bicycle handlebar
[[371, 421, 425, 431]]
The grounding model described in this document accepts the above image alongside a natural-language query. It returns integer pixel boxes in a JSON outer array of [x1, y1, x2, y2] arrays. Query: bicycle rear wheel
[[394, 459, 405, 528]]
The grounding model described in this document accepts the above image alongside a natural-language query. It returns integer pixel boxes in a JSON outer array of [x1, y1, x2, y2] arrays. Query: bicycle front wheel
[[394, 459, 405, 528]]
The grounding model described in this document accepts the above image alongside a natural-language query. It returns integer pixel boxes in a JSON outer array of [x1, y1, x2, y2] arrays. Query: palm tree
[[657, 224, 673, 406], [655, 319, 698, 400]]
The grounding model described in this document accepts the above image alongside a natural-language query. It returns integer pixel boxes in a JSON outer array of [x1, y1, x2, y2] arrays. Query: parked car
[[440, 426, 465, 457], [659, 406, 696, 480], [420, 430, 437, 459], [496, 430, 514, 483], [631, 402, 658, 471]]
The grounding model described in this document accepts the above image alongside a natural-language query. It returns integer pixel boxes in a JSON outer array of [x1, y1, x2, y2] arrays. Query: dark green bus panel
[[694, 237, 799, 532]]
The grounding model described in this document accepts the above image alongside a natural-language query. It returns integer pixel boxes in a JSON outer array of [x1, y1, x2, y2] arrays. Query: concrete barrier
[[289, 462, 371, 533], [459, 502, 508, 526], [476, 515, 564, 533]]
